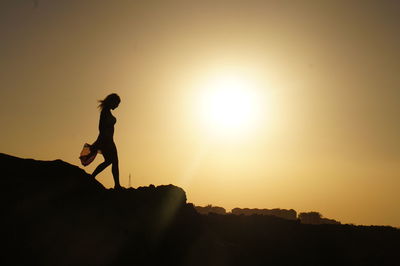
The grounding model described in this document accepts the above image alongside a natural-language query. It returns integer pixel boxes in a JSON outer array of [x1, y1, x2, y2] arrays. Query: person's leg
[[110, 143, 120, 189], [112, 160, 120, 189], [91, 155, 111, 178]]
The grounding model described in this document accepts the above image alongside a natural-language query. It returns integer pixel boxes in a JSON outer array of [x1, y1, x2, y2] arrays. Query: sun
[[198, 73, 261, 136]]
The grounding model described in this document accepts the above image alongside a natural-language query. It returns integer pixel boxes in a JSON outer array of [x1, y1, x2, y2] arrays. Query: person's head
[[98, 93, 121, 110]]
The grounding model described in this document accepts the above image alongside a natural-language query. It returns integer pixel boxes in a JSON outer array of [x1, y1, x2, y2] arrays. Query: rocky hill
[[1, 153, 399, 266]]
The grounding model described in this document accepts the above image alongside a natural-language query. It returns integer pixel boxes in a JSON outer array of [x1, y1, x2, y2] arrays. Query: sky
[[1, 0, 399, 227]]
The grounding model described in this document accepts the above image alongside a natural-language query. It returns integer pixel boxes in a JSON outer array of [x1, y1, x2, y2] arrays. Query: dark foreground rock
[[1, 153, 399, 266]]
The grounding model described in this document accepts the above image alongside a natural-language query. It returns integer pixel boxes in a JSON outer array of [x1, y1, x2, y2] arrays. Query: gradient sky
[[1, 0, 399, 226]]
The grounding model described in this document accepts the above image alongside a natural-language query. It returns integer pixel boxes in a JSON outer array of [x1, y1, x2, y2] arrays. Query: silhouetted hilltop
[[1, 153, 197, 266], [298, 211, 341, 225], [229, 208, 340, 225], [195, 204, 227, 215], [1, 153, 399, 266], [232, 207, 297, 220]]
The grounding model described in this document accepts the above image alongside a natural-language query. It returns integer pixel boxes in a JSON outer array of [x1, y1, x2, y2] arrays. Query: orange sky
[[1, 0, 399, 227]]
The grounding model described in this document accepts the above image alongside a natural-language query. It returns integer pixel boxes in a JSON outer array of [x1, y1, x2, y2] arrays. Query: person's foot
[[114, 185, 123, 190]]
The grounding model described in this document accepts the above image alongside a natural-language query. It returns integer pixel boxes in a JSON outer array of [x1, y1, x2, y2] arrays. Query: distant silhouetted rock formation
[[299, 211, 341, 225], [229, 208, 340, 225], [231, 207, 297, 220], [195, 204, 227, 215], [1, 153, 399, 266]]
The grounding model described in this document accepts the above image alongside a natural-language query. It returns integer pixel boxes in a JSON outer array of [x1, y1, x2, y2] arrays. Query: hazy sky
[[1, 0, 399, 226]]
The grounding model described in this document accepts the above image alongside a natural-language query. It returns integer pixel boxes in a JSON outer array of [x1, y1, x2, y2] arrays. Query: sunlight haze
[[198, 69, 265, 137]]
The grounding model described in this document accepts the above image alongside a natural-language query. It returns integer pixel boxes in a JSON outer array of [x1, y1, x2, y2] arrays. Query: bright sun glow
[[199, 73, 262, 136]]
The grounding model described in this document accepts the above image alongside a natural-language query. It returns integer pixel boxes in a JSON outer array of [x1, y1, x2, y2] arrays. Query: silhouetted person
[[89, 93, 122, 189]]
